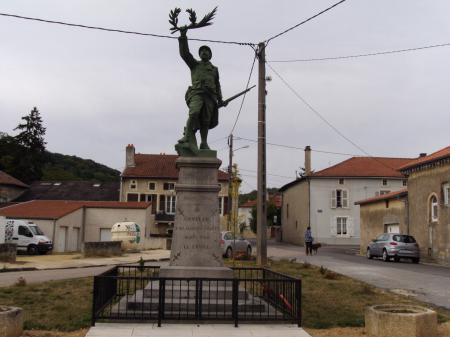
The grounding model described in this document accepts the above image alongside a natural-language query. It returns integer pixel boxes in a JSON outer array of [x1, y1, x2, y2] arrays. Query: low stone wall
[[139, 237, 170, 250], [0, 306, 23, 337], [0, 243, 16, 263], [83, 241, 122, 257]]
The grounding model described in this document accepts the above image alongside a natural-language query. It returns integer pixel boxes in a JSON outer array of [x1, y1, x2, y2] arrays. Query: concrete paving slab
[[86, 323, 311, 337]]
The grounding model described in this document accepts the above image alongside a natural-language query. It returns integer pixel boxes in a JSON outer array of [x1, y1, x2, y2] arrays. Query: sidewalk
[[1, 249, 170, 271], [87, 323, 311, 337]]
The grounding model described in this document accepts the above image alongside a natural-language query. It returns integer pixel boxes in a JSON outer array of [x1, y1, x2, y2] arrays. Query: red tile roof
[[122, 153, 229, 181], [312, 157, 413, 178], [355, 189, 408, 205], [0, 200, 151, 220], [0, 171, 28, 188], [399, 146, 450, 171]]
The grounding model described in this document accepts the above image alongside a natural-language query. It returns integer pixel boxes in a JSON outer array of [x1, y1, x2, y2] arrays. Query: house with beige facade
[[280, 147, 412, 246], [357, 146, 450, 264], [120, 144, 229, 235], [0, 200, 154, 252]]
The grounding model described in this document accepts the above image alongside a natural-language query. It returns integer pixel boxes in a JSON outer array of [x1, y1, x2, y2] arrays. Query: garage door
[[100, 228, 112, 241], [385, 224, 400, 233]]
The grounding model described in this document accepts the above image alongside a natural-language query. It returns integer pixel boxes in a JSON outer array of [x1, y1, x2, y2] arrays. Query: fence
[[92, 265, 301, 327]]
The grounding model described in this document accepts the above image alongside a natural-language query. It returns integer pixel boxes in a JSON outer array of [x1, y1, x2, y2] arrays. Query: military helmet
[[199, 45, 212, 56]]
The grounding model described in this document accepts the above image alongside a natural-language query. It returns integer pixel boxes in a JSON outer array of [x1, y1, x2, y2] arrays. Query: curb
[[0, 257, 170, 273]]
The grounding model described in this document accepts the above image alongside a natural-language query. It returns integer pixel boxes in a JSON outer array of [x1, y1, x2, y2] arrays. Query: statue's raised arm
[[178, 27, 196, 69]]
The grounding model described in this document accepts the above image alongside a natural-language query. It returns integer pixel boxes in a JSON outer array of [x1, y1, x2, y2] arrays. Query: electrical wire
[[234, 136, 359, 156], [0, 12, 256, 46], [267, 63, 400, 171], [265, 0, 347, 43], [239, 168, 293, 179], [229, 51, 257, 134], [269, 42, 450, 63]]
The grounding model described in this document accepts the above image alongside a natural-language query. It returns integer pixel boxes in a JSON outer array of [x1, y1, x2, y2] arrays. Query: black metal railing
[[92, 265, 301, 327]]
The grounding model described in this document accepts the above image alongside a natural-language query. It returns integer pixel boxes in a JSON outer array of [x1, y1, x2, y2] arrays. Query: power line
[[230, 51, 257, 134], [265, 0, 348, 43], [269, 42, 450, 63], [234, 136, 359, 156], [266, 63, 399, 171], [239, 168, 293, 179], [0, 12, 255, 46]]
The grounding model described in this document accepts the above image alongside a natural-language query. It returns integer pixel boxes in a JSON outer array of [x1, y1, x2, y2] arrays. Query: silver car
[[366, 233, 420, 263], [220, 231, 252, 258]]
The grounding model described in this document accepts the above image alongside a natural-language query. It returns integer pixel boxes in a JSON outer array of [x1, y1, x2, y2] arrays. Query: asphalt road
[[266, 241, 450, 309]]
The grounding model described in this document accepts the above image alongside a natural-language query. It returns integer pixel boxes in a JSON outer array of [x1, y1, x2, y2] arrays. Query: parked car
[[366, 233, 419, 263], [0, 219, 53, 255], [220, 231, 252, 258]]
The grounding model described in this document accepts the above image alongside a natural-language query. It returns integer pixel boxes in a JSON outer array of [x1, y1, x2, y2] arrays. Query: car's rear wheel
[[382, 249, 389, 262], [225, 247, 233, 259], [412, 257, 420, 264], [366, 248, 373, 259]]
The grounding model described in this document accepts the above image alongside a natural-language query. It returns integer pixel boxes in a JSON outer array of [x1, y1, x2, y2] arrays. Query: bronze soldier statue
[[176, 26, 227, 153]]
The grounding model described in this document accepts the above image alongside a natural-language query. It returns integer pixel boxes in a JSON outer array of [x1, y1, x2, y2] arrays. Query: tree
[[249, 201, 280, 233], [14, 107, 46, 151]]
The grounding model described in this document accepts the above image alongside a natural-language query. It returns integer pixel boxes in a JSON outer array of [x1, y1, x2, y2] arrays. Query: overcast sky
[[1, 0, 449, 192]]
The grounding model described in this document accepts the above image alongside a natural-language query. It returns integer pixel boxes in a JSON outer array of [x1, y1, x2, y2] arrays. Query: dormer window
[[130, 180, 137, 189]]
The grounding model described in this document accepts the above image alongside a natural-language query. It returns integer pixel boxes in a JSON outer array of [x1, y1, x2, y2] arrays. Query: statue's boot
[[178, 119, 194, 144], [199, 127, 210, 150]]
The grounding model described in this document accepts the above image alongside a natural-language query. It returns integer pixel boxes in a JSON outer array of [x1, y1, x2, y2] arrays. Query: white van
[[0, 219, 53, 254]]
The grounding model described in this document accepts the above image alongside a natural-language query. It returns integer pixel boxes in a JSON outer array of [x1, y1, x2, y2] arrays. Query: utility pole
[[227, 134, 233, 231], [256, 42, 267, 266]]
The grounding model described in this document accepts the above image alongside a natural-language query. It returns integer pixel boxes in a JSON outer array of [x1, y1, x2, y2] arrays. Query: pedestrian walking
[[304, 226, 313, 256]]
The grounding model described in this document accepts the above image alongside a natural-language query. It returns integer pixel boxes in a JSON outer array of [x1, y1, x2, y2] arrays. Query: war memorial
[[91, 7, 302, 328]]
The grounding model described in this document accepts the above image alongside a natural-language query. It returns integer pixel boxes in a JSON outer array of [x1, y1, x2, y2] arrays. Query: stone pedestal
[[160, 156, 233, 279]]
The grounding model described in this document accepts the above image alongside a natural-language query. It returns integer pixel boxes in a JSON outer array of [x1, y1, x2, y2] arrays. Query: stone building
[[0, 170, 28, 203], [356, 189, 408, 255], [400, 146, 450, 263], [280, 147, 411, 245], [120, 145, 230, 235], [356, 146, 449, 264]]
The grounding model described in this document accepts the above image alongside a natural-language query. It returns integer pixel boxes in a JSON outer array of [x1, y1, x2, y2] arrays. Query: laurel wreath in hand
[[169, 7, 217, 34]]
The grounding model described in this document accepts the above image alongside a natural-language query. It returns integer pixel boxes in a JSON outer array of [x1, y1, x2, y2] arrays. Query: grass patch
[[229, 259, 450, 329], [0, 277, 92, 331]]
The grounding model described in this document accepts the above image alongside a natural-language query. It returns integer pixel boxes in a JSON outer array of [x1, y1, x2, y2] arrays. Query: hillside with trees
[[0, 107, 120, 184]]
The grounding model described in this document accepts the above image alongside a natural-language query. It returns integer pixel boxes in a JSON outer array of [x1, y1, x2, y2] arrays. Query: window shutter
[[347, 217, 353, 236], [330, 217, 337, 236], [443, 184, 449, 205], [342, 190, 349, 208], [159, 195, 165, 212], [331, 190, 337, 208], [223, 197, 229, 215]]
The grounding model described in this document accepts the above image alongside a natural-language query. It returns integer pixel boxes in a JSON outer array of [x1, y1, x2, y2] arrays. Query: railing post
[[232, 279, 239, 327], [296, 279, 302, 327], [196, 279, 203, 320], [158, 278, 166, 327], [91, 277, 98, 326]]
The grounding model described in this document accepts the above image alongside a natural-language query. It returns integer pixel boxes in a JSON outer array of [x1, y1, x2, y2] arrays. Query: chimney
[[304, 146, 312, 176], [419, 153, 427, 158], [126, 144, 135, 167]]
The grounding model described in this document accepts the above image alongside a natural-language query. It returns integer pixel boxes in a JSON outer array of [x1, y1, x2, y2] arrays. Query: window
[[336, 217, 347, 236], [402, 179, 407, 186], [18, 226, 32, 237], [127, 193, 139, 201], [166, 195, 176, 214], [443, 183, 449, 205], [382, 179, 388, 186], [379, 190, 391, 196], [130, 180, 137, 189], [331, 189, 348, 208], [339, 178, 345, 185], [148, 182, 156, 190], [163, 182, 175, 190], [218, 197, 223, 215], [430, 195, 438, 222]]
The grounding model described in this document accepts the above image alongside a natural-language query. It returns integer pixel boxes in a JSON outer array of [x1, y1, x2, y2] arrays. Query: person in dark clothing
[[304, 226, 313, 256]]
